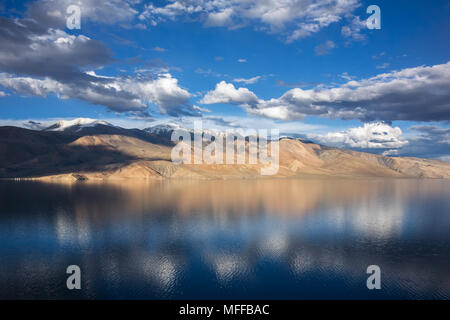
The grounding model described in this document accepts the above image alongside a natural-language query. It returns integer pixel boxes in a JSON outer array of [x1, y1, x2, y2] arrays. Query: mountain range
[[0, 118, 449, 181]]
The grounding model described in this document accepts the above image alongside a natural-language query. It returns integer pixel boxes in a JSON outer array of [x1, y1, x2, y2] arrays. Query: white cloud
[[27, 0, 365, 43], [29, 0, 138, 26], [379, 125, 450, 160], [193, 105, 211, 113], [340, 72, 354, 81], [247, 105, 296, 121], [233, 76, 261, 84], [312, 124, 449, 159], [205, 8, 233, 26], [376, 62, 390, 69], [139, 1, 202, 23], [125, 73, 192, 114], [314, 40, 336, 56], [0, 91, 7, 97], [0, 72, 192, 115], [248, 62, 450, 122], [287, 23, 320, 42], [139, 0, 361, 42], [312, 122, 408, 149], [0, 25, 112, 81], [152, 46, 167, 52], [341, 15, 366, 42], [0, 13, 195, 117], [238, 58, 247, 63], [200, 81, 258, 105]]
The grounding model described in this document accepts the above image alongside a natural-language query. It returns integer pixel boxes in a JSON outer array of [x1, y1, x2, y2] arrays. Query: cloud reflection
[[0, 179, 449, 298]]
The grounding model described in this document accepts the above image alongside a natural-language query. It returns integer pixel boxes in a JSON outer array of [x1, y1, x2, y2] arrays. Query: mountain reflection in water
[[0, 179, 449, 299]]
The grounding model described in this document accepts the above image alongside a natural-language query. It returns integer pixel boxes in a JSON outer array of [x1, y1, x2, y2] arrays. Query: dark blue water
[[0, 179, 449, 299]]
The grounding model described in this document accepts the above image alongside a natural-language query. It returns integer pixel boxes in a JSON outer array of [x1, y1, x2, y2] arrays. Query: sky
[[0, 0, 449, 160]]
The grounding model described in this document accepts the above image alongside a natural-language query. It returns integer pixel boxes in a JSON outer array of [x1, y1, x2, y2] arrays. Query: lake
[[0, 179, 449, 299]]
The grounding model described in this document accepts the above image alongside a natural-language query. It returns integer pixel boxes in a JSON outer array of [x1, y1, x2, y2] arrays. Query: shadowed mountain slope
[[0, 123, 449, 181]]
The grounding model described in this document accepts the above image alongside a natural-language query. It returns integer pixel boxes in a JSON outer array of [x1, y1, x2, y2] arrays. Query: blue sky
[[0, 0, 449, 159]]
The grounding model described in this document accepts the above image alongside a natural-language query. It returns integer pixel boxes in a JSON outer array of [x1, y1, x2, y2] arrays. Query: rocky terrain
[[0, 119, 449, 181]]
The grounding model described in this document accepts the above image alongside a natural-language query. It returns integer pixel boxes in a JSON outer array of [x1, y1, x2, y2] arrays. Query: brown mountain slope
[[0, 127, 449, 181]]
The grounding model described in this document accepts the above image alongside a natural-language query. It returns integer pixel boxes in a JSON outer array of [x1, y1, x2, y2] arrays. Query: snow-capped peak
[[45, 118, 113, 131], [144, 123, 180, 135]]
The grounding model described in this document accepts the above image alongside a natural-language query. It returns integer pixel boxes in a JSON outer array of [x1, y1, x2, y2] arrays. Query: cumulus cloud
[[397, 125, 450, 159], [248, 62, 450, 122], [0, 18, 112, 81], [312, 122, 408, 149], [411, 125, 450, 141], [24, 0, 365, 43], [247, 104, 305, 121], [0, 72, 192, 114], [125, 73, 192, 114], [200, 81, 258, 105], [0, 73, 142, 112], [0, 10, 193, 116], [138, 0, 361, 42], [205, 8, 233, 27], [307, 123, 450, 160]]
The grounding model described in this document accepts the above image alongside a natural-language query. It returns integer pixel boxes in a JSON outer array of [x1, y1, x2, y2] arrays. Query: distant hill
[[0, 119, 449, 181]]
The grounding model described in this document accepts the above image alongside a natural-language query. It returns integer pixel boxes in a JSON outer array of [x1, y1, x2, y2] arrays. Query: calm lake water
[[0, 179, 449, 299]]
